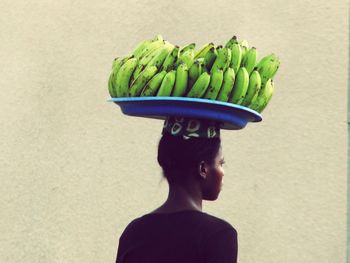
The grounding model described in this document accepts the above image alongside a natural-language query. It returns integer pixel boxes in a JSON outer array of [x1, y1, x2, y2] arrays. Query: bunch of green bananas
[[108, 34, 280, 113]]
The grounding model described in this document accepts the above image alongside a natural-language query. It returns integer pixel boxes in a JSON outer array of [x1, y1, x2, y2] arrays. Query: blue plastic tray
[[107, 96, 262, 130]]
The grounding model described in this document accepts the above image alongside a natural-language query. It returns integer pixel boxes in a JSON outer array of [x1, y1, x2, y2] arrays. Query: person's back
[[116, 119, 238, 262], [115, 210, 238, 263]]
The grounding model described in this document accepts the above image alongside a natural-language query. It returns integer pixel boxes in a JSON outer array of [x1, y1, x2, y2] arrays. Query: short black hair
[[157, 132, 221, 185]]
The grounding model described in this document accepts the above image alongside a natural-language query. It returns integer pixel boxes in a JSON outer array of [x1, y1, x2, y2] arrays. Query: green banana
[[229, 66, 249, 104], [108, 71, 116, 97], [229, 43, 243, 74], [129, 65, 158, 97], [255, 53, 276, 69], [115, 57, 139, 97], [241, 47, 257, 75], [216, 67, 235, 102], [188, 59, 205, 91], [210, 46, 231, 74], [131, 43, 167, 83], [176, 48, 195, 68], [109, 57, 124, 97], [203, 47, 217, 72], [172, 63, 188, 97], [161, 46, 180, 71], [203, 68, 224, 100], [256, 79, 274, 113], [249, 78, 273, 113], [179, 42, 196, 57], [143, 45, 173, 72], [194, 42, 215, 59], [133, 38, 165, 61], [110, 56, 133, 97], [239, 39, 249, 60], [270, 59, 280, 79], [111, 56, 130, 73], [157, 70, 176, 96], [186, 71, 211, 98], [256, 54, 280, 85], [241, 69, 262, 107], [130, 38, 153, 59], [140, 70, 167, 97], [111, 57, 119, 69], [224, 35, 238, 49]]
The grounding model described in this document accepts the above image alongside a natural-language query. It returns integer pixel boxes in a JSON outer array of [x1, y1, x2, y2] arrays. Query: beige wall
[[1, 0, 348, 262]]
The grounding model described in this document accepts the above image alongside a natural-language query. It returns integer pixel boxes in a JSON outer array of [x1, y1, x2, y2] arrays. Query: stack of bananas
[[108, 34, 280, 113]]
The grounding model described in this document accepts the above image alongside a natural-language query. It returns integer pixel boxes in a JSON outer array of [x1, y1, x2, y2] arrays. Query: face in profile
[[199, 146, 225, 201]]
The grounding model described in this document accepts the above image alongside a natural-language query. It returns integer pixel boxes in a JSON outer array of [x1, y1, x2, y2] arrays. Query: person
[[115, 116, 238, 263]]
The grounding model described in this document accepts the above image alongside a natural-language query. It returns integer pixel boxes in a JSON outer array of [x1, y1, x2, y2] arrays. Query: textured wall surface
[[0, 0, 348, 262]]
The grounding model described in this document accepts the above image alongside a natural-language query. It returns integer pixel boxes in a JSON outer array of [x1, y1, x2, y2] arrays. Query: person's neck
[[161, 183, 203, 211]]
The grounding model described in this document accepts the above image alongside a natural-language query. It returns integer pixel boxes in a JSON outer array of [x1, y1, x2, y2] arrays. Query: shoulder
[[118, 218, 140, 240], [199, 212, 237, 235], [119, 212, 237, 240]]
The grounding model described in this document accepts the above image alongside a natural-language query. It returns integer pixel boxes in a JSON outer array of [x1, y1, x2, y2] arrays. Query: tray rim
[[107, 96, 263, 130], [107, 96, 262, 118]]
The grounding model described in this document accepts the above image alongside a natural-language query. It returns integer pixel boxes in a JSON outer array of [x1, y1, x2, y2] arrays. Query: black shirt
[[115, 210, 238, 263]]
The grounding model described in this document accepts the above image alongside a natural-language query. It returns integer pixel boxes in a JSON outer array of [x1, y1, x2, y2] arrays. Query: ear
[[198, 161, 209, 179]]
